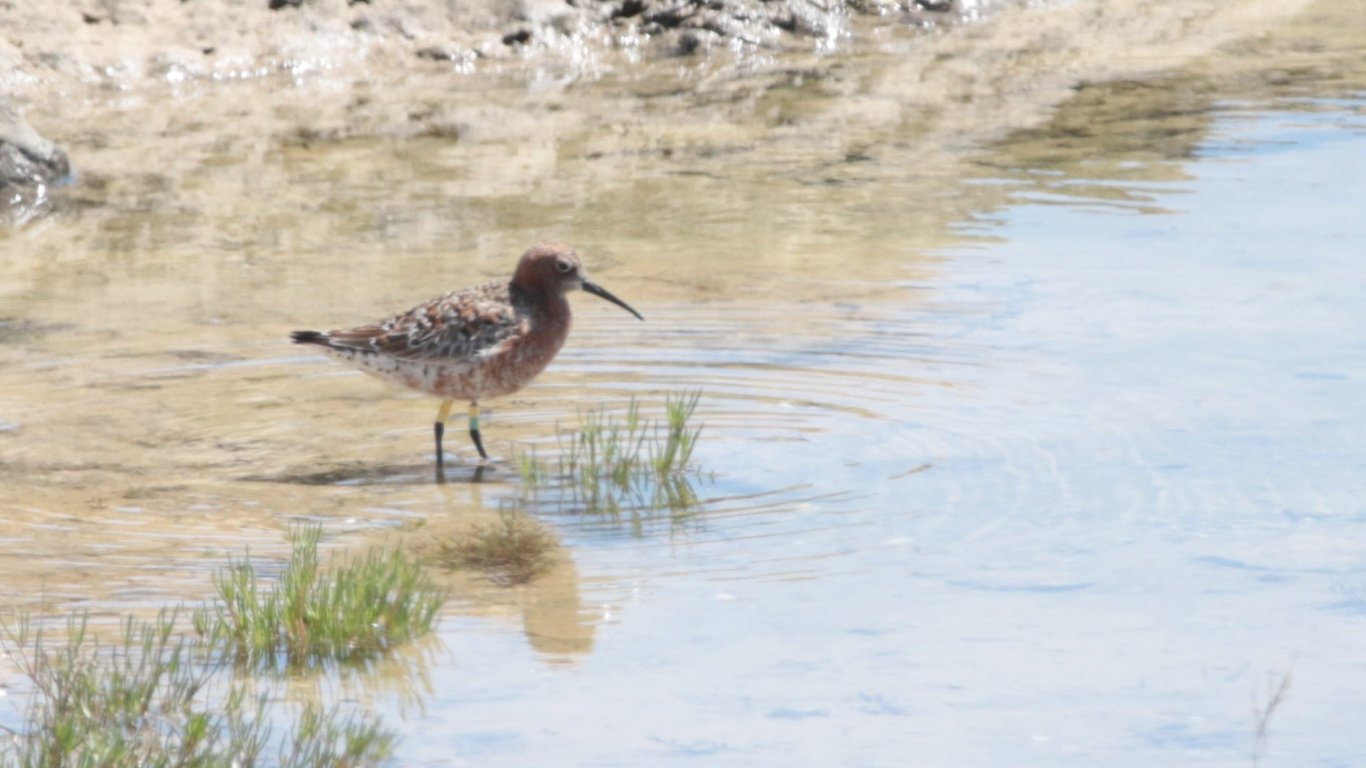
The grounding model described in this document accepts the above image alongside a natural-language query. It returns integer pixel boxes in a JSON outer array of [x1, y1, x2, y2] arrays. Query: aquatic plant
[[432, 506, 558, 585], [0, 610, 394, 768], [192, 525, 445, 672], [517, 391, 708, 521], [1253, 666, 1294, 767], [277, 704, 396, 768], [559, 391, 701, 481]]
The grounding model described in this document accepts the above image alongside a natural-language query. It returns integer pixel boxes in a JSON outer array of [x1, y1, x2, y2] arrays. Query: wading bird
[[291, 242, 643, 474]]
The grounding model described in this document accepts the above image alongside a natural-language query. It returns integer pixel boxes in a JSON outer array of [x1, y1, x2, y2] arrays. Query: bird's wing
[[322, 283, 527, 364]]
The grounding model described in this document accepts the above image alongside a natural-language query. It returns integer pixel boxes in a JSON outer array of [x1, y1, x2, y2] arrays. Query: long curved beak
[[583, 280, 644, 321]]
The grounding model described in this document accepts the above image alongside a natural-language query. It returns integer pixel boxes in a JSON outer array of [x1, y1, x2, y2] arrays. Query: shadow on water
[[244, 461, 504, 487], [243, 463, 436, 487]]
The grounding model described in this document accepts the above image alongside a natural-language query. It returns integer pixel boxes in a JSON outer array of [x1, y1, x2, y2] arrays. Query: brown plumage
[[292, 242, 642, 473]]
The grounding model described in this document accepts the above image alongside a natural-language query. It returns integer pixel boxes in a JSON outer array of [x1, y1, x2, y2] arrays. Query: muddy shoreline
[[1, 0, 1317, 216], [0, 0, 991, 97], [1, 0, 991, 199]]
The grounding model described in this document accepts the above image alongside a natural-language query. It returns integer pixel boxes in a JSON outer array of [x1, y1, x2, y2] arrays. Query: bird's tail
[[290, 330, 329, 346]]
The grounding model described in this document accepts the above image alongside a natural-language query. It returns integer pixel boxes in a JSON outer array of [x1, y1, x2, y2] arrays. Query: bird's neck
[[511, 281, 572, 339]]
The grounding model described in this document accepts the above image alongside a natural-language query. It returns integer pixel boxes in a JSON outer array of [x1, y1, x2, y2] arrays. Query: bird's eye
[[556, 261, 574, 273]]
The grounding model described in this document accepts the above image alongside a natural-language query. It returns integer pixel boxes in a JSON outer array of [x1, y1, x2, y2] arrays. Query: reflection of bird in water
[[291, 243, 643, 475], [523, 554, 598, 659]]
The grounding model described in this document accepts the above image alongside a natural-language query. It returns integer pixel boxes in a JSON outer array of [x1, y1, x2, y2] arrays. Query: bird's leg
[[468, 401, 489, 460], [435, 399, 454, 470]]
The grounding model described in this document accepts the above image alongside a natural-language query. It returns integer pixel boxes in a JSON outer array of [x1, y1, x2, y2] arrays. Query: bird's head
[[512, 242, 643, 321]]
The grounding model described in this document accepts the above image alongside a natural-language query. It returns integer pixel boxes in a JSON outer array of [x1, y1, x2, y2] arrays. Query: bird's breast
[[428, 301, 570, 400]]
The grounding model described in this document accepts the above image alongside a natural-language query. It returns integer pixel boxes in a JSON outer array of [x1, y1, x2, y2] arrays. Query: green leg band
[[468, 402, 488, 459]]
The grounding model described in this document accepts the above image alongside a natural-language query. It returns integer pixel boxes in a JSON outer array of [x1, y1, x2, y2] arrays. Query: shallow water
[[3, 1, 1366, 765]]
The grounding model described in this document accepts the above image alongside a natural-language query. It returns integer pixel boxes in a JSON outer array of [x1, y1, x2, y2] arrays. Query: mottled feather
[[317, 282, 529, 364]]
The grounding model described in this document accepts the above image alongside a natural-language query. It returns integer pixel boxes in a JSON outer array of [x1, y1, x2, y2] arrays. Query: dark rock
[[416, 44, 478, 64], [416, 44, 454, 60], [613, 0, 647, 19]]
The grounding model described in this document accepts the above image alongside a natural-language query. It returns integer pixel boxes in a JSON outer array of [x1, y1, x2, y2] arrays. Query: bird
[[290, 242, 643, 474]]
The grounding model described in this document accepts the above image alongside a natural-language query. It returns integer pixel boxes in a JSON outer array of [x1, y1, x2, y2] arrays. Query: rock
[[628, 0, 847, 52], [0, 99, 70, 190]]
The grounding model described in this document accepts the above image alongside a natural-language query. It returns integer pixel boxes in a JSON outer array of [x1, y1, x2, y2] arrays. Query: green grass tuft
[[278, 703, 395, 768], [192, 525, 445, 672], [0, 609, 261, 768], [0, 526, 435, 766], [654, 390, 702, 475], [0, 609, 397, 767], [517, 391, 706, 519]]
